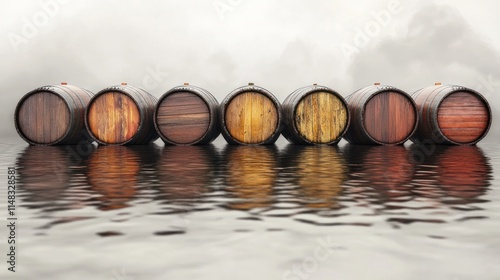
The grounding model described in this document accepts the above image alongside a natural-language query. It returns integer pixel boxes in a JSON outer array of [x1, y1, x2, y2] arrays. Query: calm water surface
[[0, 137, 499, 280]]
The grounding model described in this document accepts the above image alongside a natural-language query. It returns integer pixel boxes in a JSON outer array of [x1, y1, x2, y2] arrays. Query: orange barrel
[[14, 83, 94, 145], [154, 83, 220, 145], [344, 83, 418, 145], [410, 84, 492, 145], [85, 83, 159, 145], [220, 83, 283, 145], [282, 84, 350, 145]]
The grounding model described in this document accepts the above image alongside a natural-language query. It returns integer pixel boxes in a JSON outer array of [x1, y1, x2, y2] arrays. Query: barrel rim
[[291, 85, 350, 145], [220, 84, 283, 145], [14, 86, 74, 146], [433, 85, 492, 145], [85, 85, 145, 146], [154, 84, 218, 145], [360, 85, 419, 145]]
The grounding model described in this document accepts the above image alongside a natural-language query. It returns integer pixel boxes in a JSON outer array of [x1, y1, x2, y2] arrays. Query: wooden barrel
[[156, 145, 216, 199], [224, 145, 277, 210], [282, 84, 350, 145], [14, 83, 94, 145], [87, 146, 140, 210], [283, 146, 347, 208], [220, 83, 283, 145], [85, 83, 159, 145], [344, 84, 418, 145], [410, 84, 492, 145], [154, 83, 220, 145]]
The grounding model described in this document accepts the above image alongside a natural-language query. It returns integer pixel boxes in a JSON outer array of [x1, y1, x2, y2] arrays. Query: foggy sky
[[1, 0, 498, 139]]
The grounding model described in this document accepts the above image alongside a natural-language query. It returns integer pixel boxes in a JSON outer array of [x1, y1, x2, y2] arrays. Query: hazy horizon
[[1, 0, 498, 140]]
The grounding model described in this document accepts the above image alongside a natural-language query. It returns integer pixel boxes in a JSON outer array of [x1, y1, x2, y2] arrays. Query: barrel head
[[363, 91, 417, 144], [17, 91, 70, 144], [437, 91, 490, 144], [224, 92, 279, 144], [294, 91, 348, 144], [87, 92, 140, 144], [156, 92, 210, 144]]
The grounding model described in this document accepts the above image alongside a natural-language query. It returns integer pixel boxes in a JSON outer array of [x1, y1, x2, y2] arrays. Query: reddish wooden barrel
[[15, 83, 94, 145], [85, 83, 159, 145], [410, 84, 492, 145], [344, 84, 418, 145], [282, 84, 350, 145], [220, 83, 283, 145], [154, 83, 220, 145]]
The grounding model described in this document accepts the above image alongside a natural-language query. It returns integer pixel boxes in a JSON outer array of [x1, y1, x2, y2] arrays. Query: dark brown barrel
[[344, 84, 418, 145], [85, 83, 159, 145], [220, 83, 283, 145], [14, 83, 94, 145], [410, 84, 492, 145], [282, 84, 350, 145], [154, 83, 220, 145]]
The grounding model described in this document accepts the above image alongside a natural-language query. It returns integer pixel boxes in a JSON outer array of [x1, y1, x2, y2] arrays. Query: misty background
[[1, 0, 498, 140]]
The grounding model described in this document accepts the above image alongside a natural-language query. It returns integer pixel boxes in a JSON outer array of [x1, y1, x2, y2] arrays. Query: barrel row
[[15, 82, 492, 146]]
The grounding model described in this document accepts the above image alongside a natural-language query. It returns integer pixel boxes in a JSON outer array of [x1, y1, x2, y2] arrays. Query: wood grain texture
[[87, 146, 139, 210], [224, 92, 279, 144], [364, 92, 416, 144], [87, 92, 140, 144], [225, 146, 277, 210], [157, 146, 213, 199], [17, 92, 70, 144], [156, 92, 210, 144], [295, 146, 346, 208], [437, 92, 489, 143], [295, 92, 348, 144]]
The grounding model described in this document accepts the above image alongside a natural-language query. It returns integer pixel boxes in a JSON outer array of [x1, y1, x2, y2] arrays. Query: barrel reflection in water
[[87, 146, 142, 211], [343, 145, 415, 202], [411, 145, 491, 203], [223, 146, 277, 210], [16, 144, 95, 209], [283, 146, 347, 209], [156, 145, 216, 201]]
